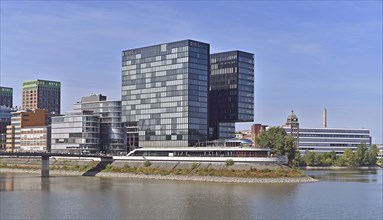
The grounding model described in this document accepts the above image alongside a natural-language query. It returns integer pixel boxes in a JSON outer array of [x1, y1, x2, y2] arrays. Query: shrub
[[191, 163, 198, 170], [225, 159, 234, 167], [249, 166, 257, 172], [144, 160, 152, 167]]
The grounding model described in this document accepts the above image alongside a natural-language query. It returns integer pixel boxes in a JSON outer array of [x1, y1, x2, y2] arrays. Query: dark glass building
[[0, 87, 13, 108], [122, 40, 210, 147], [209, 51, 254, 140]]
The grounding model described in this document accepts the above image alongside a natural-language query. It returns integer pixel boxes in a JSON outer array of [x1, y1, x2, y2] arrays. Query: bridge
[[0, 152, 113, 177]]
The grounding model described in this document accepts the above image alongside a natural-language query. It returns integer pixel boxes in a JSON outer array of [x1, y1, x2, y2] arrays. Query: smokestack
[[323, 108, 327, 128]]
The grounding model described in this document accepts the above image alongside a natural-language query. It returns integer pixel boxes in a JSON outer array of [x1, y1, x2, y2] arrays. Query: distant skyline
[[1, 1, 382, 143]]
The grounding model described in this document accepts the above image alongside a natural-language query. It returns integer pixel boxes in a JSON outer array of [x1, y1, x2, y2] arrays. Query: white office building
[[51, 110, 100, 154], [285, 127, 371, 154]]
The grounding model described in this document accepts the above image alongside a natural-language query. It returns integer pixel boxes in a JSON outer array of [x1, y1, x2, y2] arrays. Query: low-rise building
[[283, 110, 371, 154], [20, 126, 51, 152], [6, 109, 47, 152]]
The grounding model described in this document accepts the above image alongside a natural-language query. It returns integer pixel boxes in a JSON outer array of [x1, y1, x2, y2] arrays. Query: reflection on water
[[0, 169, 382, 220], [304, 169, 381, 183]]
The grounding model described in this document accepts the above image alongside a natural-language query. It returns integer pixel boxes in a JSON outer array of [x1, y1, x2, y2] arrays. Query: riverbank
[[0, 168, 317, 183], [0, 157, 318, 183]]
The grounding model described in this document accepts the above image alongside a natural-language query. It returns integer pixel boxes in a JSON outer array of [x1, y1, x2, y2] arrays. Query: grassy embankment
[[103, 163, 305, 178], [0, 160, 305, 178]]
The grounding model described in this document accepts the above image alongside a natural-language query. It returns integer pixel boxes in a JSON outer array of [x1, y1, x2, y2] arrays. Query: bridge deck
[[0, 152, 113, 159]]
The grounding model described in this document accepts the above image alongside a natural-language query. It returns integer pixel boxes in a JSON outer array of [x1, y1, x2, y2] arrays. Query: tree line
[[256, 126, 379, 167]]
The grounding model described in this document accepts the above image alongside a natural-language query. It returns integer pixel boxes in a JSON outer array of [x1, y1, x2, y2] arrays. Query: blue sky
[[1, 1, 382, 143]]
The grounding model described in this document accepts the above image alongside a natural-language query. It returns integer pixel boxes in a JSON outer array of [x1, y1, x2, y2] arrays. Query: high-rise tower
[[209, 51, 254, 140], [121, 40, 210, 147], [22, 79, 61, 114]]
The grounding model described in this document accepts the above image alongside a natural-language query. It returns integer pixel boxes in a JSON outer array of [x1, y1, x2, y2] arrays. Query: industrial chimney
[[323, 108, 327, 128]]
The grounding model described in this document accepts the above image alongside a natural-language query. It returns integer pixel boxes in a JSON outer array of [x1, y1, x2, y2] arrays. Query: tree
[[256, 127, 288, 154], [256, 126, 299, 166], [284, 135, 298, 165], [342, 148, 355, 167], [369, 144, 378, 165], [355, 142, 369, 166], [290, 150, 303, 167], [303, 150, 316, 166]]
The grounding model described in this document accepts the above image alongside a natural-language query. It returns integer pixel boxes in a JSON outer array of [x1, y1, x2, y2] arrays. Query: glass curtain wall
[[209, 51, 254, 140], [122, 40, 210, 147]]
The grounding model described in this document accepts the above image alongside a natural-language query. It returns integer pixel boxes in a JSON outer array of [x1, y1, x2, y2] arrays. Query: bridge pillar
[[41, 156, 49, 177]]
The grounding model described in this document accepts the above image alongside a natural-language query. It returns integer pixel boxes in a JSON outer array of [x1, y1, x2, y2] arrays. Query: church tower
[[285, 110, 299, 147]]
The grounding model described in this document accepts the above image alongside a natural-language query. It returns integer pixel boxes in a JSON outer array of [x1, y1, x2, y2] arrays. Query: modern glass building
[[51, 110, 100, 154], [22, 79, 61, 114], [73, 94, 126, 155], [0, 106, 12, 134], [284, 127, 372, 154], [0, 87, 13, 108], [209, 51, 254, 140], [122, 40, 210, 147]]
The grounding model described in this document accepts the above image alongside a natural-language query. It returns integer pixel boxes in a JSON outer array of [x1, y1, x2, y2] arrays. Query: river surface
[[0, 169, 382, 219]]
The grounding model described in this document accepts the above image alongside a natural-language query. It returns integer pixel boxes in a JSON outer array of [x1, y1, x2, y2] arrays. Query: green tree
[[342, 148, 355, 167], [290, 150, 303, 167], [284, 136, 298, 166], [256, 127, 287, 155], [355, 142, 369, 166], [369, 144, 378, 165], [303, 150, 316, 166], [328, 151, 338, 163], [256, 127, 300, 166]]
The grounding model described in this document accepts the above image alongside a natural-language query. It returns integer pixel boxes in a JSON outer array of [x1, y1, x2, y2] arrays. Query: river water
[[0, 169, 382, 219]]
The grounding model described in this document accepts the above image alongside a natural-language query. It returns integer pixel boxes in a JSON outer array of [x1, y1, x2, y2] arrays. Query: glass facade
[[122, 40, 210, 147], [217, 122, 235, 139], [209, 51, 254, 140], [73, 94, 126, 155], [0, 106, 12, 134]]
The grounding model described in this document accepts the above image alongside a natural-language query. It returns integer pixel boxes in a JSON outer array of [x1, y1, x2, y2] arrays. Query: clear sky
[[1, 1, 382, 143]]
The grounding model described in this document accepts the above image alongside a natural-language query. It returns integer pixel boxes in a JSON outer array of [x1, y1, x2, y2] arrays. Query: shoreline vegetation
[[0, 158, 317, 184], [255, 127, 380, 168]]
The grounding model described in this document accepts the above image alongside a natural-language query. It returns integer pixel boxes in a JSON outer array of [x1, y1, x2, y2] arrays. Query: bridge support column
[[41, 156, 49, 177]]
